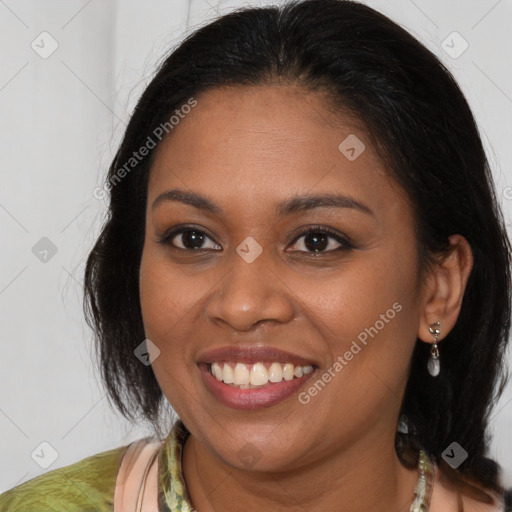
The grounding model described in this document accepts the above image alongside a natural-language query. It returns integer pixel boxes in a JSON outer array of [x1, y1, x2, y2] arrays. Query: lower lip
[[199, 363, 317, 409]]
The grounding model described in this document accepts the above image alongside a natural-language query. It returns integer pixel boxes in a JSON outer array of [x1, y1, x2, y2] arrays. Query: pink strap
[[114, 438, 162, 512]]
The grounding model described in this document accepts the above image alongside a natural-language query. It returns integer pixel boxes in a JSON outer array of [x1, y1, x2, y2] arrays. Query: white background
[[1, 0, 511, 493]]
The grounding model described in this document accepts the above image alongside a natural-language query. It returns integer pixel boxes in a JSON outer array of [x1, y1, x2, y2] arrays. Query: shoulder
[[430, 460, 510, 512], [459, 489, 509, 512], [0, 442, 132, 512], [456, 478, 512, 511]]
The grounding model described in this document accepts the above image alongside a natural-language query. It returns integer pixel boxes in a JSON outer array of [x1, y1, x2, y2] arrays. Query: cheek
[[139, 254, 177, 341], [138, 246, 198, 396], [139, 245, 199, 412], [299, 246, 419, 379], [139, 243, 205, 341]]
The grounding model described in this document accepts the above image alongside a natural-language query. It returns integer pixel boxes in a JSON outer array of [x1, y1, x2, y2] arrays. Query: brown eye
[[288, 227, 354, 254], [159, 228, 221, 251]]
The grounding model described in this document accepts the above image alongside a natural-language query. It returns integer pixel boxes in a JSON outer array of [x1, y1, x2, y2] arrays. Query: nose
[[205, 248, 295, 332]]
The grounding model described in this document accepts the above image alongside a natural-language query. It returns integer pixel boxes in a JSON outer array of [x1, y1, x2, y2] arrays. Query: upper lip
[[197, 345, 318, 367]]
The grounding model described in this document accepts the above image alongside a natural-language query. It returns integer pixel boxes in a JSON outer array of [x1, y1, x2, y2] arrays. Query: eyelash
[[156, 224, 355, 255]]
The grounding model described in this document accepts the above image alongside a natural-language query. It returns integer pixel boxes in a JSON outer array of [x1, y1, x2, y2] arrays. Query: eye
[[288, 226, 354, 254], [157, 226, 221, 251], [157, 224, 354, 254]]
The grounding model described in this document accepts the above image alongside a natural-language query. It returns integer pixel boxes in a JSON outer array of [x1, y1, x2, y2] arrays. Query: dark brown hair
[[84, 0, 511, 502]]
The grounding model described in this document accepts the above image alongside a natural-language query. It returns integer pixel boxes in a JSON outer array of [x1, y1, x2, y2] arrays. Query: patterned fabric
[[0, 443, 129, 511], [1, 419, 510, 512], [157, 421, 512, 512], [158, 419, 193, 511]]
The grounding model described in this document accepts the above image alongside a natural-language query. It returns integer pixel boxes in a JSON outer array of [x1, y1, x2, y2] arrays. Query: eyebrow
[[151, 188, 373, 217]]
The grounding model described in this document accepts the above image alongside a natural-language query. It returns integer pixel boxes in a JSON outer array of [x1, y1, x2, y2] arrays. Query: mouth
[[204, 361, 316, 388], [198, 361, 319, 409]]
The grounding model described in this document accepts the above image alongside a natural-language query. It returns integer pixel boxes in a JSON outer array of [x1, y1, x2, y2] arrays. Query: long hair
[[84, 0, 511, 500]]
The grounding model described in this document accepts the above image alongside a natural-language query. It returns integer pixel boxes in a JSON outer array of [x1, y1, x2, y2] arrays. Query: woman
[[1, 0, 511, 510]]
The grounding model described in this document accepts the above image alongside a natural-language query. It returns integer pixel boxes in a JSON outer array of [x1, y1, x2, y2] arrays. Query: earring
[[427, 322, 441, 377]]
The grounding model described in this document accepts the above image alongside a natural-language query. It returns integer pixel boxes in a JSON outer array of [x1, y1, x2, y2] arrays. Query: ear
[[417, 234, 473, 343]]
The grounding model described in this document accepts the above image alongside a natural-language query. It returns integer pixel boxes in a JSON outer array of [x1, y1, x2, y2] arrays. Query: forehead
[[147, 85, 408, 219]]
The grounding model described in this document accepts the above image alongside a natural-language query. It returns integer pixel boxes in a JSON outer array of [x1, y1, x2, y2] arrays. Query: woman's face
[[139, 84, 425, 471]]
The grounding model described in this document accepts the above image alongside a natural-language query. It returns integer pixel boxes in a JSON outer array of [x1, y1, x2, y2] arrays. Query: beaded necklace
[[158, 420, 436, 512], [410, 448, 435, 511]]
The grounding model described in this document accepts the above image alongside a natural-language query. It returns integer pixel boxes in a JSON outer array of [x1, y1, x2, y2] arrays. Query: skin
[[139, 84, 479, 511]]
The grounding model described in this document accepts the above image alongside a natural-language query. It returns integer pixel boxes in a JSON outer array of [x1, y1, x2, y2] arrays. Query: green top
[[158, 419, 193, 511], [0, 420, 192, 512], [0, 420, 455, 512], [0, 443, 129, 511]]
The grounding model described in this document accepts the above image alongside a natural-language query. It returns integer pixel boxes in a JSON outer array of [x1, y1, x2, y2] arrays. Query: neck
[[182, 426, 420, 512]]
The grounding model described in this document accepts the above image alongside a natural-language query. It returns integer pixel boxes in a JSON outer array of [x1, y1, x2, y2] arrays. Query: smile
[[209, 361, 314, 388], [199, 362, 318, 409]]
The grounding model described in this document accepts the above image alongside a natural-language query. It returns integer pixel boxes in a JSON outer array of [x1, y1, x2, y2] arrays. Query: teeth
[[234, 363, 250, 385], [209, 361, 315, 387], [303, 365, 313, 375], [268, 362, 283, 382], [211, 362, 222, 380], [223, 363, 234, 384], [250, 362, 268, 385], [283, 363, 294, 381]]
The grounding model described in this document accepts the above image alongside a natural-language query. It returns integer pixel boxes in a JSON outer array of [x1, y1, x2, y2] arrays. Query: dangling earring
[[427, 321, 441, 377]]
